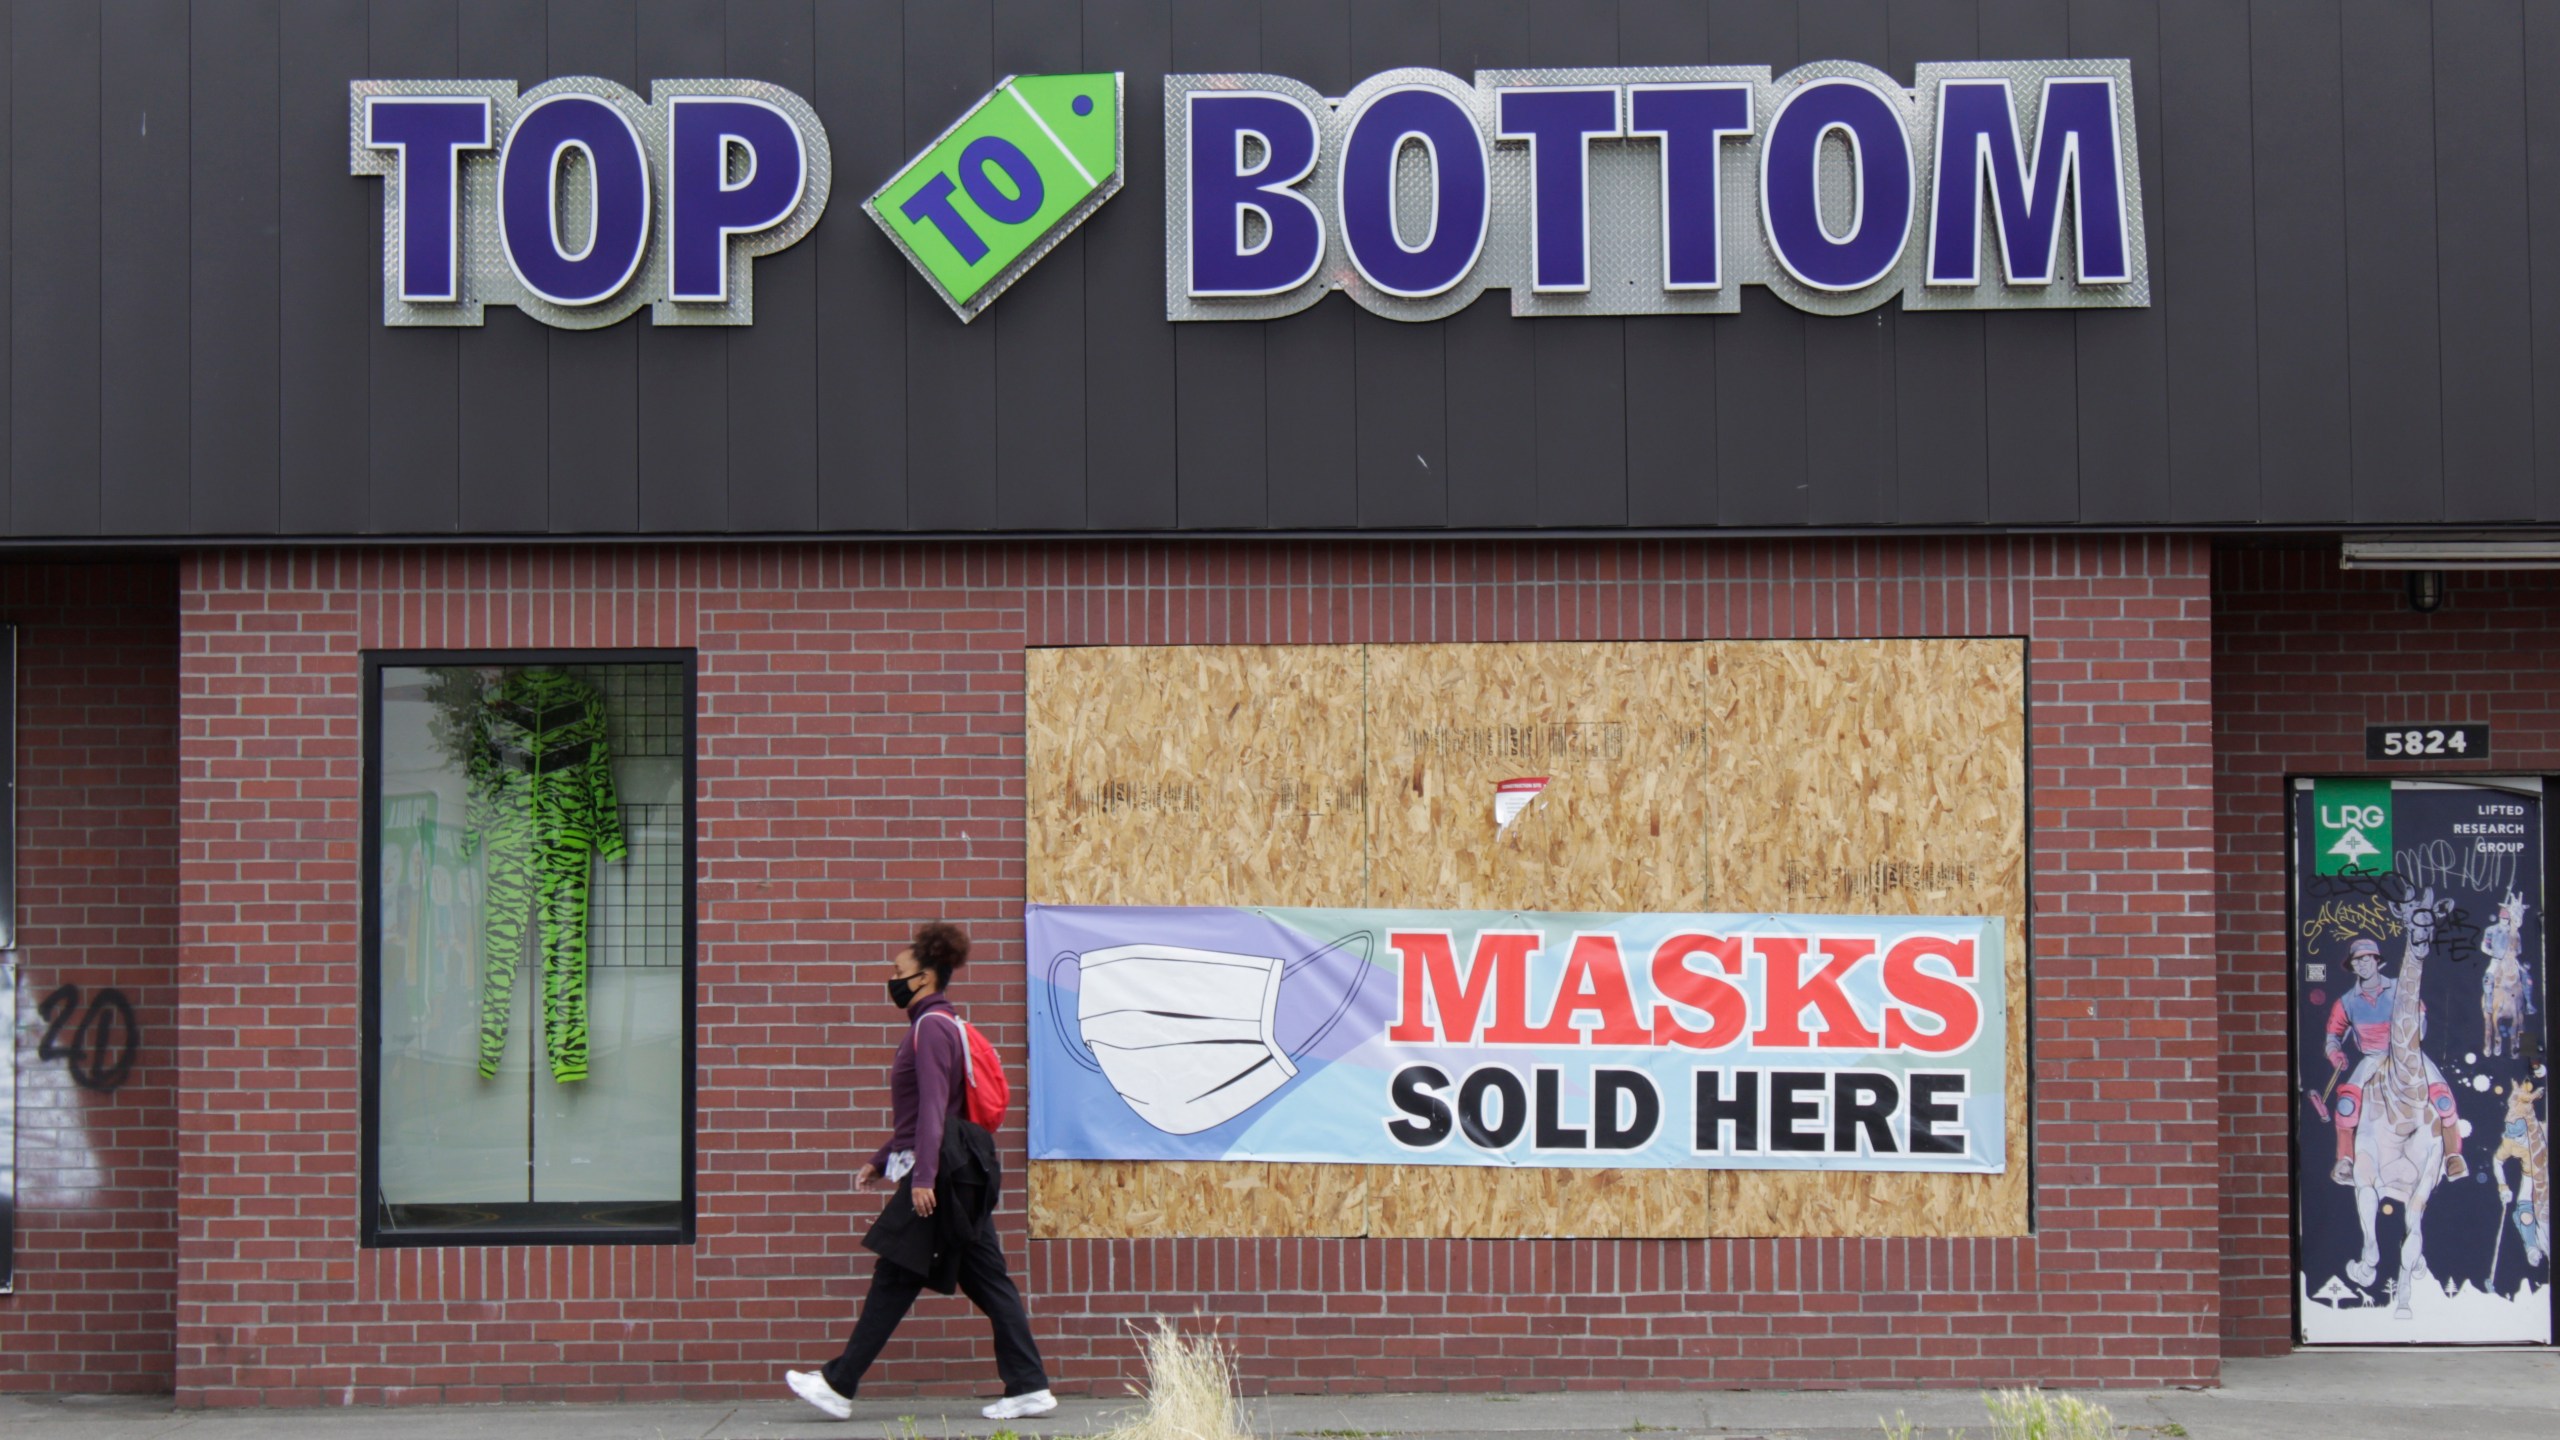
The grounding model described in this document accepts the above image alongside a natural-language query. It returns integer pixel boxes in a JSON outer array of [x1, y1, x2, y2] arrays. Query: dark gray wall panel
[[1349, 0, 1445, 528], [1081, 0, 1176, 528], [1258, 0, 1356, 529], [101, 0, 194, 535], [905, 0, 996, 531], [2532, 2, 2560, 520], [13, 0, 102, 535], [2248, 0, 2349, 525], [12, 0, 2560, 540], [1439, 0, 1535, 530], [2158, 0, 2257, 525], [1525, 0, 1625, 527], [455, 0, 550, 534], [723, 1, 822, 534], [1708, 0, 1807, 527], [366, 0, 462, 535], [2432, 0, 2533, 521], [991, 0, 1088, 530], [1888, 0, 1983, 526], [544, 0, 640, 532], [1802, 0, 1895, 529], [191, 0, 283, 534], [633, 0, 729, 535], [2339, 0, 2442, 525], [1977, 0, 2076, 524], [813, 0, 907, 530], [279, 0, 368, 535], [2069, 0, 2169, 524], [1169, 0, 1265, 528], [1620, 0, 1717, 527]]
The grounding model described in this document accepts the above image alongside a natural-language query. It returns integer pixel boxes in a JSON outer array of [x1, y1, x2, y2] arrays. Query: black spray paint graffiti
[[35, 985, 138, 1094]]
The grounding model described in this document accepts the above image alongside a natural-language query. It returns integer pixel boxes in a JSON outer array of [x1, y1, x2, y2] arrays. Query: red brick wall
[[174, 537, 2218, 1405], [0, 560, 181, 1393], [2213, 546, 2560, 1354]]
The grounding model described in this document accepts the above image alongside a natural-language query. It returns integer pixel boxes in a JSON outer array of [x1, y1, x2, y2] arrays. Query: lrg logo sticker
[[352, 77, 834, 329]]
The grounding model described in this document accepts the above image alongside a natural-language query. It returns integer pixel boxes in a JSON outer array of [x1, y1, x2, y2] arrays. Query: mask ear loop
[[1278, 930, 1374, 1059], [1048, 951, 1105, 1073]]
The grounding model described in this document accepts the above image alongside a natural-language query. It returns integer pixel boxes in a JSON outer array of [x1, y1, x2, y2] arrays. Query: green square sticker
[[867, 73, 1122, 321], [2313, 778, 2393, 875]]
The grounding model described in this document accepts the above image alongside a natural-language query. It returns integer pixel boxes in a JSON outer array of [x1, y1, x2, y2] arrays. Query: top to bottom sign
[[1166, 59, 2148, 323]]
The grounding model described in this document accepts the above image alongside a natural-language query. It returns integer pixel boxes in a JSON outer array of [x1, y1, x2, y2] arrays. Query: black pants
[[822, 1222, 1050, 1399]]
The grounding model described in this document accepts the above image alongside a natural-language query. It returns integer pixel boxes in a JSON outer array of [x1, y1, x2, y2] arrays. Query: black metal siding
[[5, 0, 2552, 540]]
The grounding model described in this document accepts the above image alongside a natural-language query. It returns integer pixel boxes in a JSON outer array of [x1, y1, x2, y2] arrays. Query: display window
[[360, 652, 695, 1246]]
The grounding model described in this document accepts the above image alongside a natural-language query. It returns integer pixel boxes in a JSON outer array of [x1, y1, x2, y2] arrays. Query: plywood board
[[1025, 644, 1368, 907], [1025, 638, 2029, 1240], [1362, 642, 1707, 912], [1699, 638, 2030, 1237]]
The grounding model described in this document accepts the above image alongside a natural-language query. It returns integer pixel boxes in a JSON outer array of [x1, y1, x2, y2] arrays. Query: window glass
[[368, 658, 691, 1243]]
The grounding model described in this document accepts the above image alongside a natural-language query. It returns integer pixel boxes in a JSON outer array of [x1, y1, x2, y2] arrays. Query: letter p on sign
[[868, 73, 1124, 321]]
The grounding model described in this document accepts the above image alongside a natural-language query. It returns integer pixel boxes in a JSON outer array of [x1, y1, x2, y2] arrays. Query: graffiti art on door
[[2294, 779, 2552, 1344]]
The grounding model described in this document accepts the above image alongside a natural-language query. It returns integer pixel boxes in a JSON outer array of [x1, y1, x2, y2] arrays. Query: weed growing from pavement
[[1874, 1389, 2126, 1440]]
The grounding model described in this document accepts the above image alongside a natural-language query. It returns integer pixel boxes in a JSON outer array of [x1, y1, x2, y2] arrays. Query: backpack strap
[[926, 1008, 972, 1087]]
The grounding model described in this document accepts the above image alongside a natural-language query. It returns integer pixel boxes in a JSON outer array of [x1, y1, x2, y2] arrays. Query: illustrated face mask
[[1076, 943, 1299, 1135]]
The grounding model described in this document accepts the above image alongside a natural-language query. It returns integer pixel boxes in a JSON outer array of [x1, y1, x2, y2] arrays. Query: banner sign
[[1029, 904, 2006, 1173], [1167, 60, 2145, 322], [352, 77, 834, 329]]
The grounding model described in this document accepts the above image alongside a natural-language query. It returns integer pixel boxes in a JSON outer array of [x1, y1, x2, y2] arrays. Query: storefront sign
[[868, 73, 1124, 321], [1167, 61, 2145, 321], [351, 77, 833, 328], [2314, 778, 2394, 875], [1029, 903, 2006, 1173]]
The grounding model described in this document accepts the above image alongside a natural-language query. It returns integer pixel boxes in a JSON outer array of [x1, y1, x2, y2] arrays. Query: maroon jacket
[[868, 992, 968, 1189]]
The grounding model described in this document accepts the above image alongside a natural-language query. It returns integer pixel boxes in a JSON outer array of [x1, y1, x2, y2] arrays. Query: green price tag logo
[[2313, 778, 2393, 875], [867, 72, 1122, 322]]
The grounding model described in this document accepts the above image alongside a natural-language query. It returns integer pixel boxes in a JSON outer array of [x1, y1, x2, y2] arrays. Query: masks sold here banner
[[1027, 905, 2006, 1173]]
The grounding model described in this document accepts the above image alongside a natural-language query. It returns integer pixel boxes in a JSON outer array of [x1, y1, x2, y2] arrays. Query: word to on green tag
[[867, 72, 1123, 322]]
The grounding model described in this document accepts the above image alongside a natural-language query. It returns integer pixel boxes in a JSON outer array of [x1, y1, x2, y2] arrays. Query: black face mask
[[886, 973, 923, 1010]]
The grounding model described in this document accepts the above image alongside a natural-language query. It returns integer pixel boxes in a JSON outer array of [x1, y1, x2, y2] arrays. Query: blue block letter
[[364, 96, 492, 303], [667, 97, 809, 304], [1188, 91, 1325, 297], [1628, 85, 1753, 291], [1760, 77, 1913, 293], [1927, 77, 2130, 287], [500, 94, 654, 307], [1496, 86, 1621, 293], [1337, 84, 1489, 299]]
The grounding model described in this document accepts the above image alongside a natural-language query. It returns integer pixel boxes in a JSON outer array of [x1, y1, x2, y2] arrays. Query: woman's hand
[[912, 1185, 937, 1218], [855, 1163, 879, 1190]]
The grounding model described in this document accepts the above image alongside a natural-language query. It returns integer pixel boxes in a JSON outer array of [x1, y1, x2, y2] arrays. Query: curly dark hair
[[911, 922, 970, 988]]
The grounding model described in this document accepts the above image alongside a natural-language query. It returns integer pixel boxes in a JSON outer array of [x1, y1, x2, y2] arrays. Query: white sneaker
[[787, 1369, 852, 1421], [982, 1388, 1058, 1420]]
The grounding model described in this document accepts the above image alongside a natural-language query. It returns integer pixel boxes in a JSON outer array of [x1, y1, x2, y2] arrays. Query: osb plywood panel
[[1025, 645, 1368, 908], [1028, 1158, 1367, 1239], [1366, 1160, 1710, 1239], [1027, 639, 2028, 1241], [1026, 645, 1371, 1237], [1362, 642, 1707, 912], [1700, 638, 2029, 1237]]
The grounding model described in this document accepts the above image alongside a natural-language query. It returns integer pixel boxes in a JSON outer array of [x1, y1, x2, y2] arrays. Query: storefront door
[[2292, 778, 2553, 1344]]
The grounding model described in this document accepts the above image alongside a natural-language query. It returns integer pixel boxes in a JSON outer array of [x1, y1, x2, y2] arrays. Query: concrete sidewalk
[[3, 1351, 2554, 1440]]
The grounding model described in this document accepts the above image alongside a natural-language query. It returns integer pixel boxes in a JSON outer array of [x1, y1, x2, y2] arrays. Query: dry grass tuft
[[1092, 1318, 1253, 1440]]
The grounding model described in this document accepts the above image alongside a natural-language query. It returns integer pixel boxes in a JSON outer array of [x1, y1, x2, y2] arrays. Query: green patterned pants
[[476, 810, 595, 1084]]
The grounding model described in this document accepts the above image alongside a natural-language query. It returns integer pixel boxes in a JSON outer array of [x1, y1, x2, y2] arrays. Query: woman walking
[[787, 923, 1057, 1421]]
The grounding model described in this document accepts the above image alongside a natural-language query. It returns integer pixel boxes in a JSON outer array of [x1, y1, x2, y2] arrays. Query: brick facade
[[2212, 546, 2560, 1355], [151, 536, 2218, 1405], [0, 561, 182, 1394]]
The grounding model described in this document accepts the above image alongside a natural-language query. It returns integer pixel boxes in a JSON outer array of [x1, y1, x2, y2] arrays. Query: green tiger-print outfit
[[461, 669, 627, 1082]]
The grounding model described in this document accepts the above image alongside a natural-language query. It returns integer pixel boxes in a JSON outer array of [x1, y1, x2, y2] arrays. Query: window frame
[[358, 648, 699, 1249]]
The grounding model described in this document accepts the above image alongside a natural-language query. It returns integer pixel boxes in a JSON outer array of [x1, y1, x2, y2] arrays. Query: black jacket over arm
[[861, 1117, 1001, 1293]]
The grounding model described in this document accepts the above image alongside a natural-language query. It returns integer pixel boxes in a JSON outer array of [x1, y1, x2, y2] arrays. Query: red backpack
[[927, 1011, 1010, 1130]]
